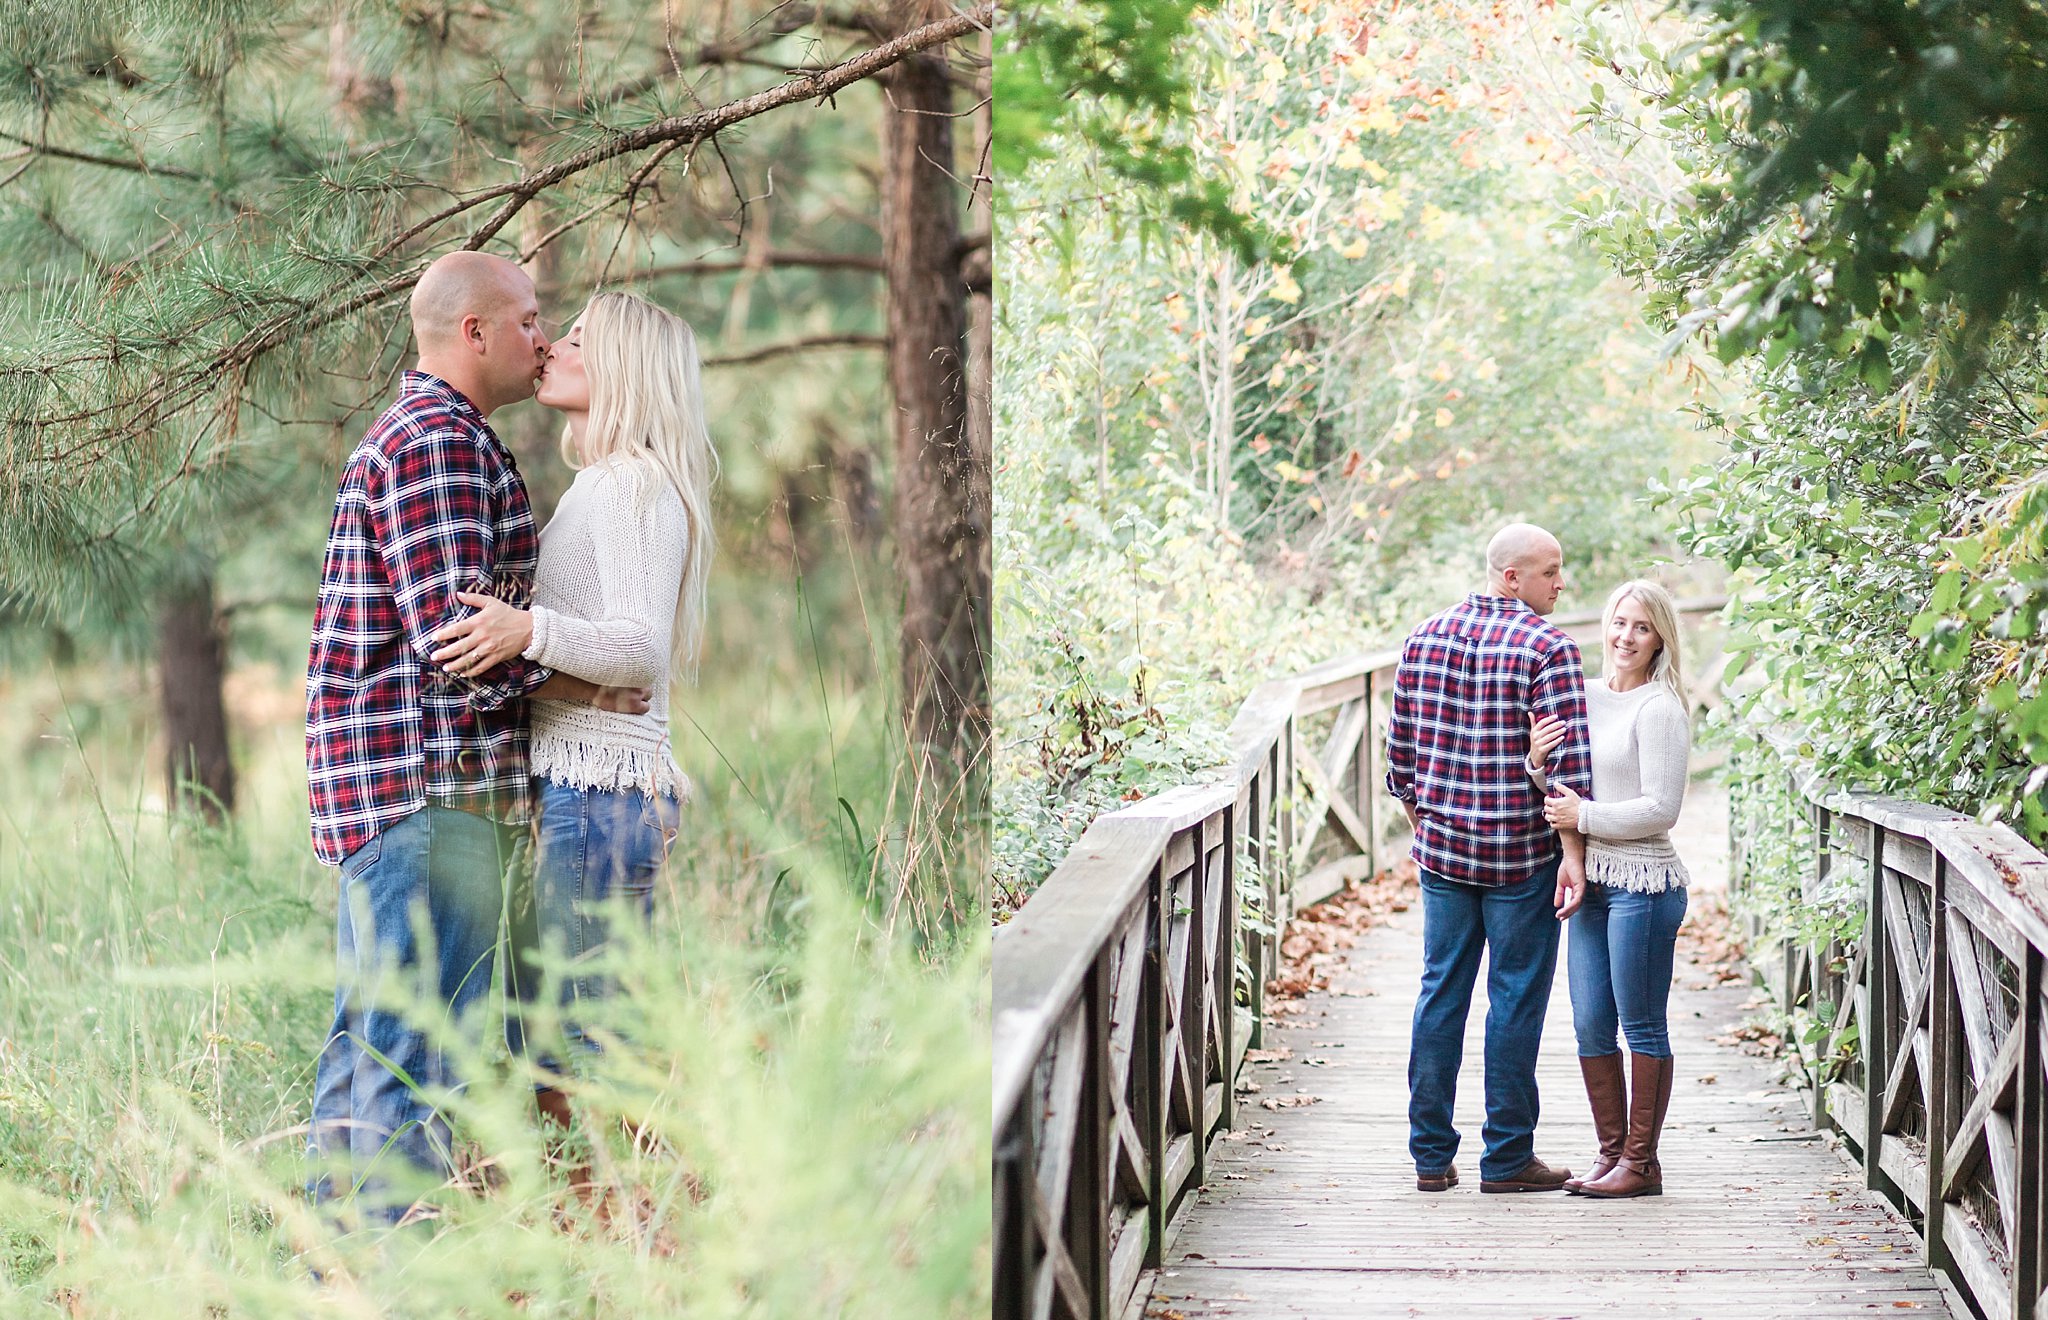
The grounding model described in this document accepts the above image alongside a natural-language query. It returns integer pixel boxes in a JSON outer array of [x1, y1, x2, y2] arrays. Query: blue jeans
[[1408, 860, 1561, 1181], [508, 780, 680, 1070], [1568, 881, 1688, 1058], [307, 806, 515, 1219]]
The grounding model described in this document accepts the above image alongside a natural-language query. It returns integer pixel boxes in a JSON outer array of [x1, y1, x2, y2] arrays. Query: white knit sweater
[[520, 458, 688, 800], [1574, 680, 1691, 893]]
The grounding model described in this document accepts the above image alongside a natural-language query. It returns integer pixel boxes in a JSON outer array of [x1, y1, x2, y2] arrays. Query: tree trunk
[[158, 573, 235, 823], [880, 22, 988, 785]]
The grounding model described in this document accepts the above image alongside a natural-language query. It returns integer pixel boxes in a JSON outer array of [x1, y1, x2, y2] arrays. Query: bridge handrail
[[1739, 723, 2048, 1320], [993, 592, 1725, 1320]]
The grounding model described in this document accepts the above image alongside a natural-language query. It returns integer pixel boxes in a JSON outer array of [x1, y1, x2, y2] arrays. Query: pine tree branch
[[598, 5, 888, 104], [0, 131, 199, 181], [14, 4, 990, 519], [635, 249, 887, 277], [379, 6, 989, 262], [703, 332, 887, 367]]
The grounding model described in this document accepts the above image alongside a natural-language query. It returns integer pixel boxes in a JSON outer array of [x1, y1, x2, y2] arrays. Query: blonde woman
[[1529, 580, 1691, 1199], [429, 291, 716, 1118]]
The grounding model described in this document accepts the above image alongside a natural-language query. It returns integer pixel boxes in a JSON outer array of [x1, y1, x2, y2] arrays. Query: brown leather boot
[[535, 1086, 596, 1193], [1579, 1053, 1674, 1199], [1564, 1053, 1627, 1194]]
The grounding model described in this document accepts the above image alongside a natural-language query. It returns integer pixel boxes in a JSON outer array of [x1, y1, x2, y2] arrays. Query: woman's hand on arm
[[432, 591, 534, 677], [1542, 782, 1582, 831], [1527, 712, 1566, 771]]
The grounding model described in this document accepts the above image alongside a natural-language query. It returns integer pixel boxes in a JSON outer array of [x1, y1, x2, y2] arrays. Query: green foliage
[[1724, 728, 1864, 952], [1596, 0, 2048, 378], [1656, 343, 2048, 836], [0, 554, 987, 1316], [1586, 6, 2048, 843], [995, 0, 1711, 908], [995, 0, 1277, 262], [0, 0, 897, 618]]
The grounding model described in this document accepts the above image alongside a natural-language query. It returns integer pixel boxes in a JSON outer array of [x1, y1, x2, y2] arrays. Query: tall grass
[[0, 555, 989, 1317]]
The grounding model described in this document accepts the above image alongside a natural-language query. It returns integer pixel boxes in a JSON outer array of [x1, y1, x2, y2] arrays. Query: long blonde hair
[[1603, 579, 1685, 707], [565, 291, 718, 682]]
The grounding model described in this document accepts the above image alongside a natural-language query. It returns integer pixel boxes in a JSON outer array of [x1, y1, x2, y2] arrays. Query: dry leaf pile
[[1264, 858, 1419, 1003]]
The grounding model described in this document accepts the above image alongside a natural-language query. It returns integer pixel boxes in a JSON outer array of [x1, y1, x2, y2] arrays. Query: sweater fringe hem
[[1587, 853, 1689, 894], [531, 738, 689, 802]]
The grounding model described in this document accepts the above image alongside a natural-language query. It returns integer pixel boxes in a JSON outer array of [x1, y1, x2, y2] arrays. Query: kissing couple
[[302, 251, 716, 1222]]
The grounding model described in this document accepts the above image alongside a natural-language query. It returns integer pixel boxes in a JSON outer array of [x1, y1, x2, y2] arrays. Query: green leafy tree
[[995, 0, 1275, 260], [1582, 1, 2048, 839], [0, 0, 990, 811], [1611, 0, 2048, 382], [995, 0, 1711, 905]]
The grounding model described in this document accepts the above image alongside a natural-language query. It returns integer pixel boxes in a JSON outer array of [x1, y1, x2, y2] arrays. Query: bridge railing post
[[1184, 821, 1210, 1194], [1356, 671, 1376, 881], [2014, 944, 2045, 1320], [1925, 853, 1955, 1278], [1863, 826, 1889, 1195], [1141, 853, 1167, 1271], [1078, 948, 1111, 1320], [1217, 802, 1238, 1134]]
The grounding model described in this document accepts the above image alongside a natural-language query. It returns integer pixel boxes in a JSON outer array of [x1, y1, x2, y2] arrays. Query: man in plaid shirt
[[303, 252, 643, 1220], [1384, 523, 1593, 1195]]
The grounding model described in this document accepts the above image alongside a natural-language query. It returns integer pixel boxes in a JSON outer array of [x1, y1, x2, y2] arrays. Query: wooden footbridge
[[994, 600, 2048, 1319]]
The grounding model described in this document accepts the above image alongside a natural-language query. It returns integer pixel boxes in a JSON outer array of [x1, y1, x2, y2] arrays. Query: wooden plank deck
[[1145, 780, 1961, 1319]]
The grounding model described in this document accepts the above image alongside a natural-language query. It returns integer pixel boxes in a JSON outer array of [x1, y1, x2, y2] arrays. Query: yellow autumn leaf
[[1270, 269, 1302, 305], [1434, 408, 1454, 428], [1337, 144, 1366, 170], [1337, 237, 1370, 260], [1267, 363, 1286, 389]]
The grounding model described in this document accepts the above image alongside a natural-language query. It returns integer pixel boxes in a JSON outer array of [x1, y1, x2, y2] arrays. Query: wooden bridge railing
[[992, 594, 1726, 1320], [1738, 729, 2048, 1320]]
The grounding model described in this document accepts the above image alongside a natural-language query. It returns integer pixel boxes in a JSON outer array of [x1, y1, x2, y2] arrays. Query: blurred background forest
[[993, 0, 1721, 907], [999, 0, 2048, 956], [0, 1, 989, 1314]]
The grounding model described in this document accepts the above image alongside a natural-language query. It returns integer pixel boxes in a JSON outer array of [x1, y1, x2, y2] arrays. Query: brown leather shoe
[[1479, 1156, 1572, 1193], [1565, 1053, 1627, 1194], [1580, 1053, 1675, 1199], [1415, 1164, 1459, 1192]]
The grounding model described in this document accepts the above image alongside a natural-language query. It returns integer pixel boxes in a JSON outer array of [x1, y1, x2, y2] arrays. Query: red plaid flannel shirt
[[1383, 593, 1593, 886], [305, 371, 552, 866]]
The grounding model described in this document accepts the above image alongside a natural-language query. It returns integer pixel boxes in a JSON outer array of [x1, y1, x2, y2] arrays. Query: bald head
[[1486, 522, 1567, 615], [1487, 523, 1559, 578], [408, 251, 549, 416], [411, 252, 530, 353]]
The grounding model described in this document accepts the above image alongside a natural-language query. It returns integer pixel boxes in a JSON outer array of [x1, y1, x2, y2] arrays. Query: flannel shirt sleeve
[[1530, 640, 1592, 802], [1383, 638, 1419, 804], [367, 428, 551, 712]]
